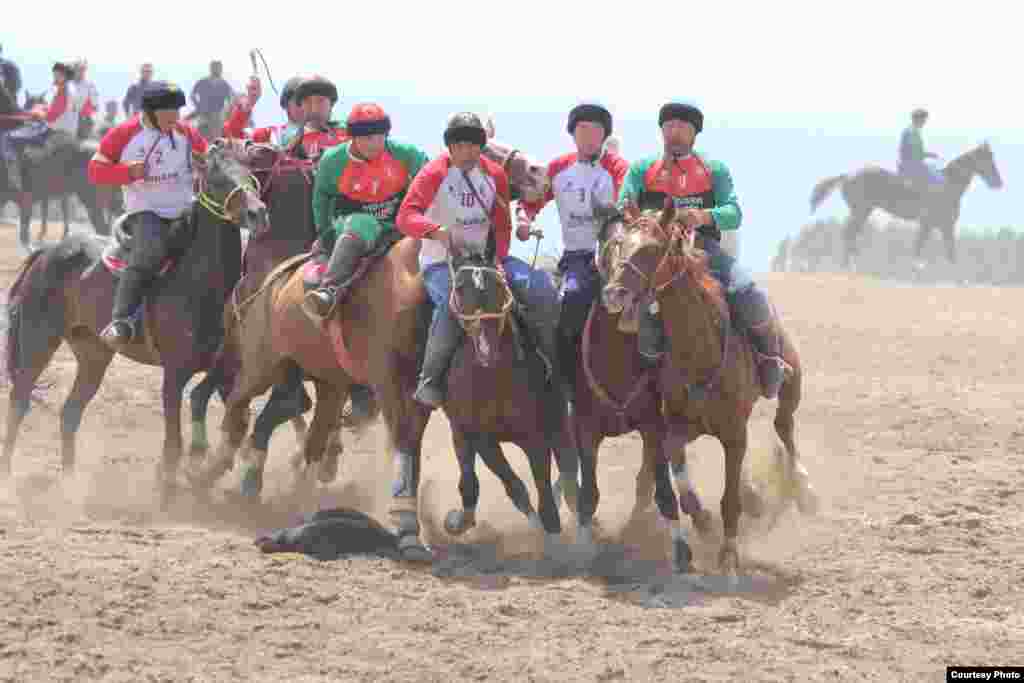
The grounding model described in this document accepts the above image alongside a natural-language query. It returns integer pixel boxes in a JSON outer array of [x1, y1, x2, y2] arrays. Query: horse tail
[[4, 239, 88, 387], [809, 174, 847, 213]]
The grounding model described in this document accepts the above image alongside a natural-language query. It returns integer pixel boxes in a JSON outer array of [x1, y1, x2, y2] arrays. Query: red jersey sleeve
[[90, 118, 142, 185], [488, 162, 512, 262], [397, 157, 448, 239]]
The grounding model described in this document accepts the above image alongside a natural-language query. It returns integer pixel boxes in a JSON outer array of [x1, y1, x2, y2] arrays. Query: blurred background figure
[[72, 58, 100, 139], [189, 59, 235, 139], [122, 62, 153, 117]]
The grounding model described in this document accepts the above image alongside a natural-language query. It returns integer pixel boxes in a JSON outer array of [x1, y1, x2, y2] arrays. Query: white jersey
[[97, 116, 208, 219], [522, 151, 629, 252]]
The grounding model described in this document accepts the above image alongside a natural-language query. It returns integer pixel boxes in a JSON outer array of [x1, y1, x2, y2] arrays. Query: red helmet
[[346, 103, 392, 137]]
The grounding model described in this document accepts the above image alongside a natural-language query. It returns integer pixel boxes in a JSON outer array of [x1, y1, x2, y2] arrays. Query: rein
[[448, 261, 515, 338]]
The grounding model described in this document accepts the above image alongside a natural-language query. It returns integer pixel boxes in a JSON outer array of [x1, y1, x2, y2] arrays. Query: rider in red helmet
[[303, 102, 429, 319]]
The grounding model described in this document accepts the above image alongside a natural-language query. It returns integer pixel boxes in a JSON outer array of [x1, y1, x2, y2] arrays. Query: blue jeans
[[421, 256, 560, 383], [423, 256, 560, 346]]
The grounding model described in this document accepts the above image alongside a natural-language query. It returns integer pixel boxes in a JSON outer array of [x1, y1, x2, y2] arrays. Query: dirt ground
[[0, 221, 1021, 682]]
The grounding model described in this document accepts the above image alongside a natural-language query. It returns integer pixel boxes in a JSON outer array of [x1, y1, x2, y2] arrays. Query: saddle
[[301, 229, 404, 295], [101, 211, 194, 279]]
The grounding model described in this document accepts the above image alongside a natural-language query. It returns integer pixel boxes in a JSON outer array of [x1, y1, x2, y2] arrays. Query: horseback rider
[[618, 100, 787, 399], [899, 107, 943, 190], [88, 81, 209, 350], [222, 74, 306, 149], [0, 43, 23, 110], [517, 102, 629, 398], [397, 112, 566, 408], [304, 102, 429, 319], [72, 58, 100, 140], [5, 61, 81, 196]]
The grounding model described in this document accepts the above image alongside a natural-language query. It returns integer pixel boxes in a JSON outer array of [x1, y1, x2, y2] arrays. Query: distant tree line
[[772, 218, 1024, 286]]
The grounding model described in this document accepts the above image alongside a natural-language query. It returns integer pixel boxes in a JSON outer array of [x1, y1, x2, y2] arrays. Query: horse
[[435, 246, 563, 551], [184, 142, 345, 476], [596, 203, 816, 574], [2, 141, 266, 505], [185, 131, 552, 554], [548, 204, 725, 572], [0, 93, 110, 251], [810, 142, 1003, 270]]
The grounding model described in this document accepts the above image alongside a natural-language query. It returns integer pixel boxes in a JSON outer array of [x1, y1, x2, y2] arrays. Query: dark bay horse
[[601, 204, 815, 574], [0, 93, 109, 250], [185, 143, 337, 469], [810, 142, 1003, 269], [2, 142, 265, 504], [436, 248, 563, 550]]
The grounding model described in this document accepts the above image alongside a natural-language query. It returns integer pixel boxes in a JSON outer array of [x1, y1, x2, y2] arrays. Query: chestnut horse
[[599, 203, 816, 573]]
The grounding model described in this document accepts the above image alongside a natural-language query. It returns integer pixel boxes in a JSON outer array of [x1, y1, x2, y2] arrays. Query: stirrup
[[101, 319, 136, 348], [302, 286, 338, 323]]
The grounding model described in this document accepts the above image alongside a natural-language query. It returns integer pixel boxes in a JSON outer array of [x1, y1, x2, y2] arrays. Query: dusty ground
[[0, 221, 1021, 682]]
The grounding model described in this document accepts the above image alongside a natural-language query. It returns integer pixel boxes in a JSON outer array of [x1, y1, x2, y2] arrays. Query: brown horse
[[1, 142, 265, 504], [185, 143, 339, 470], [810, 142, 1003, 270], [436, 247, 563, 549], [558, 206, 723, 572], [186, 234, 433, 559], [600, 203, 816, 574]]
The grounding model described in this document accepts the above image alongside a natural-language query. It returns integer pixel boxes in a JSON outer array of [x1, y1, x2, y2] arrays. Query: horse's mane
[[627, 210, 728, 319]]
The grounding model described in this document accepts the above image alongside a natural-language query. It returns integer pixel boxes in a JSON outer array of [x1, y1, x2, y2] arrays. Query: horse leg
[[443, 429, 481, 535], [652, 456, 693, 574], [841, 208, 870, 271], [286, 379, 344, 499], [186, 358, 277, 494], [188, 364, 224, 458], [244, 362, 310, 492], [574, 419, 601, 550], [942, 224, 957, 265], [913, 223, 937, 268], [1, 331, 61, 478], [774, 348, 818, 516], [523, 440, 562, 544], [671, 448, 715, 537], [61, 334, 115, 475], [719, 431, 749, 575], [551, 408, 580, 515], [157, 367, 193, 509], [378, 378, 432, 562]]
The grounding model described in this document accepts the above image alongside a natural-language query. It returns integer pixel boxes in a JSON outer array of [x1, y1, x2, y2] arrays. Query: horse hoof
[[444, 509, 476, 535], [397, 536, 433, 563], [673, 538, 694, 574], [795, 478, 821, 516]]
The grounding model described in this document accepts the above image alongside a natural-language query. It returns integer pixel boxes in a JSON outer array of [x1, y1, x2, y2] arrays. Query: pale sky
[[4, 0, 1020, 138]]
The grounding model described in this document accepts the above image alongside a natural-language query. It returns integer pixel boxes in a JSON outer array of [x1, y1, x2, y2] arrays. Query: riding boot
[[637, 301, 667, 366], [412, 313, 463, 409], [302, 234, 366, 322], [731, 286, 786, 399], [524, 313, 572, 406], [101, 270, 148, 351]]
